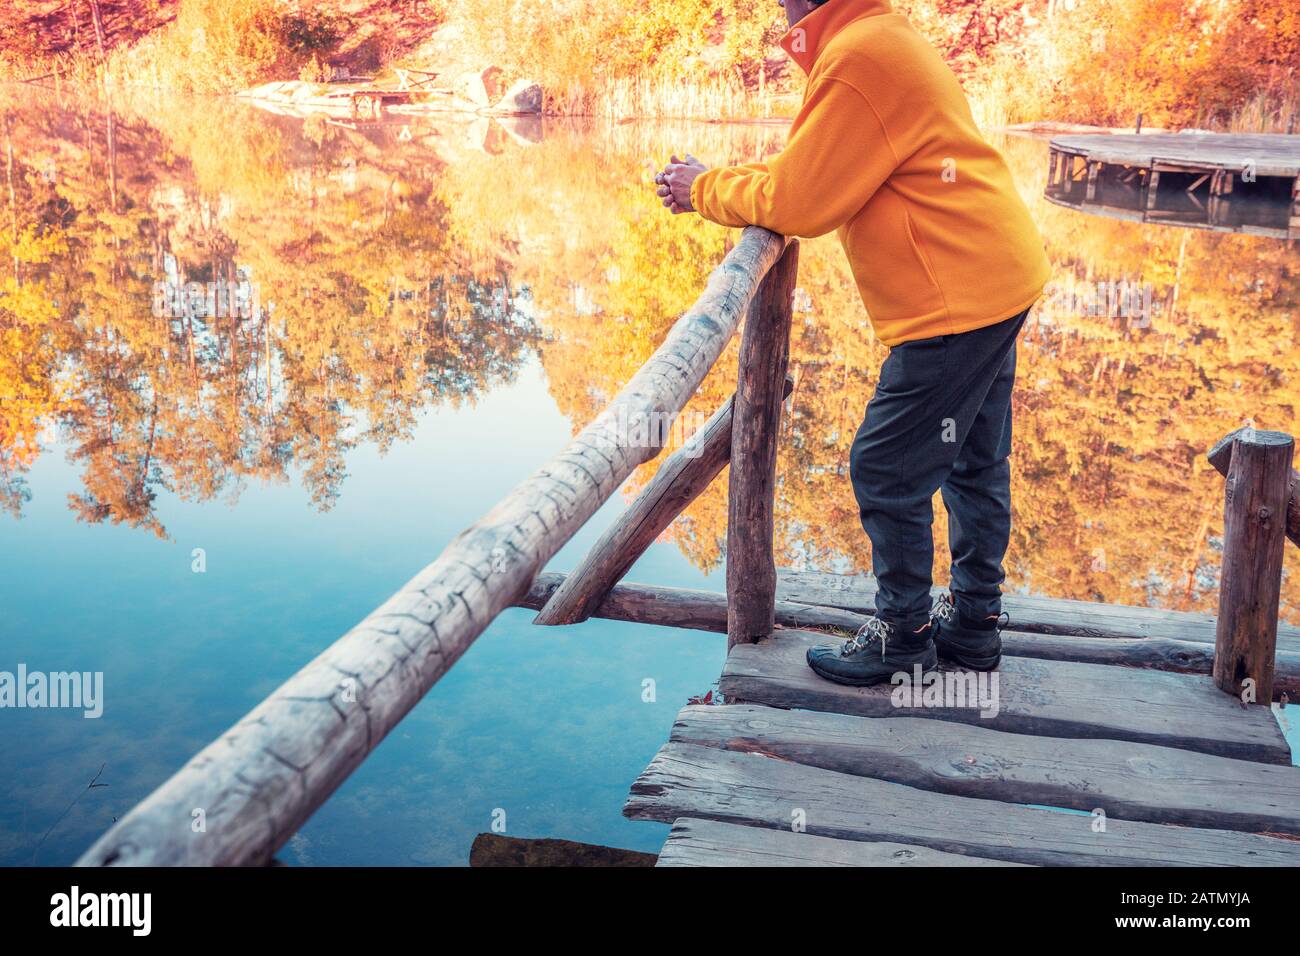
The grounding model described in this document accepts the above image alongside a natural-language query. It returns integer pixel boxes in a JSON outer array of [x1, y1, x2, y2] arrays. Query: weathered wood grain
[[719, 630, 1291, 763], [533, 394, 738, 627], [533, 379, 791, 628], [626, 743, 1300, 866], [671, 704, 1300, 834], [469, 833, 656, 867], [515, 574, 1300, 698], [775, 568, 1300, 652], [1209, 428, 1294, 704], [76, 227, 790, 867], [728, 241, 798, 648], [520, 571, 868, 634], [657, 817, 1030, 867], [999, 632, 1299, 701]]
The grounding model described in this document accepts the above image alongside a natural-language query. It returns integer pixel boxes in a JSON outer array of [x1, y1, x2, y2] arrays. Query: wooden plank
[[728, 240, 798, 647], [997, 631, 1296, 702], [534, 379, 792, 627], [671, 704, 1300, 834], [532, 393, 737, 627], [470, 833, 656, 867], [515, 574, 1300, 699], [719, 630, 1291, 763], [1146, 168, 1161, 210], [76, 227, 791, 867], [520, 571, 870, 633], [997, 631, 1298, 701], [626, 743, 1300, 866], [657, 817, 1029, 867], [774, 568, 1300, 652]]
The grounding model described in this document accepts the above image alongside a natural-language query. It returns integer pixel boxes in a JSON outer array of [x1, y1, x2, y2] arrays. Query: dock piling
[[1208, 427, 1295, 704]]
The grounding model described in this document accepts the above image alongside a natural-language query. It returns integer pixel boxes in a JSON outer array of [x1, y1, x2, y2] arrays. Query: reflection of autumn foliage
[[4, 89, 1299, 621], [0, 93, 536, 535], [0, 184, 69, 515]]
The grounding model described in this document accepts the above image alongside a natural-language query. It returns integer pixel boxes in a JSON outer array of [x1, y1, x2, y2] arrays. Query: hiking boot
[[931, 592, 1004, 670], [806, 615, 937, 686]]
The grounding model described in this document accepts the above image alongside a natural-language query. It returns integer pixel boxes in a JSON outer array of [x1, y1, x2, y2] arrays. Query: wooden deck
[[624, 572, 1300, 867], [1045, 132, 1300, 238]]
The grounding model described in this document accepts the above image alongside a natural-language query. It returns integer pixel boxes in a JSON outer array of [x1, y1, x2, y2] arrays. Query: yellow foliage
[[107, 0, 344, 93]]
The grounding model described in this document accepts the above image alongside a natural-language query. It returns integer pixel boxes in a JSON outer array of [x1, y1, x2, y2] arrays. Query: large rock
[[487, 79, 543, 115], [456, 66, 507, 109]]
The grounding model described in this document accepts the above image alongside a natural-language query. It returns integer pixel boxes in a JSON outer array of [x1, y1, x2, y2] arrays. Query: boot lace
[[932, 593, 958, 624], [932, 593, 1010, 632], [843, 616, 894, 657]]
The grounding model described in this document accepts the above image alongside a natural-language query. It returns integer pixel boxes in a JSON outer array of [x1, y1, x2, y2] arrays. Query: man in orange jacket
[[656, 0, 1050, 685]]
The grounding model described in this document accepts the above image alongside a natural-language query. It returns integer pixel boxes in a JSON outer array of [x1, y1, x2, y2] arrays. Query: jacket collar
[[779, 0, 893, 75]]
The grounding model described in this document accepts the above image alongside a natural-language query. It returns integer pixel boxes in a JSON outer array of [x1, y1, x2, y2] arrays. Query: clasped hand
[[653, 154, 708, 214]]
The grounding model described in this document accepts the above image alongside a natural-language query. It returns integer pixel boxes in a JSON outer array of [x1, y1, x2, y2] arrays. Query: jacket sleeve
[[689, 76, 899, 238]]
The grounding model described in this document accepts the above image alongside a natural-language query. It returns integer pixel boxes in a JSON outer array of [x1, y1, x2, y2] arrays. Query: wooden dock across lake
[[1046, 132, 1300, 238]]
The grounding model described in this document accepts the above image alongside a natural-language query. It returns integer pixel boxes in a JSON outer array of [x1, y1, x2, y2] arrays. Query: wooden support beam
[[1291, 174, 1300, 235], [727, 240, 798, 648], [520, 571, 871, 635], [533, 378, 792, 627], [76, 227, 790, 867], [1208, 428, 1294, 704], [514, 573, 1300, 699]]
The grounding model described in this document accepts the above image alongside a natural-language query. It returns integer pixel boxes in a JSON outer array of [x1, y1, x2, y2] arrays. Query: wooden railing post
[[1207, 427, 1295, 703], [727, 239, 798, 649]]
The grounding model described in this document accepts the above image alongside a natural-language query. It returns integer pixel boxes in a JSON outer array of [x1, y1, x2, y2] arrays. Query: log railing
[[76, 226, 794, 866]]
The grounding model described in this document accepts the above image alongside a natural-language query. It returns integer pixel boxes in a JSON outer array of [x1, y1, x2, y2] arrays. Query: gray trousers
[[849, 308, 1030, 631]]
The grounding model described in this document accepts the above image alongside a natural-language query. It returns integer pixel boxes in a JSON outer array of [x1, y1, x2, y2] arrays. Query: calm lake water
[[1, 91, 1297, 865]]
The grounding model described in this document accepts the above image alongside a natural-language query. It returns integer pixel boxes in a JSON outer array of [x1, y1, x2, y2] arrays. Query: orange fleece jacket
[[690, 0, 1050, 346]]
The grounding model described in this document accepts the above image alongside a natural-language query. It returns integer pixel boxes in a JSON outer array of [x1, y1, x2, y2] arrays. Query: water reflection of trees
[[4, 95, 1298, 619], [0, 94, 537, 536]]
